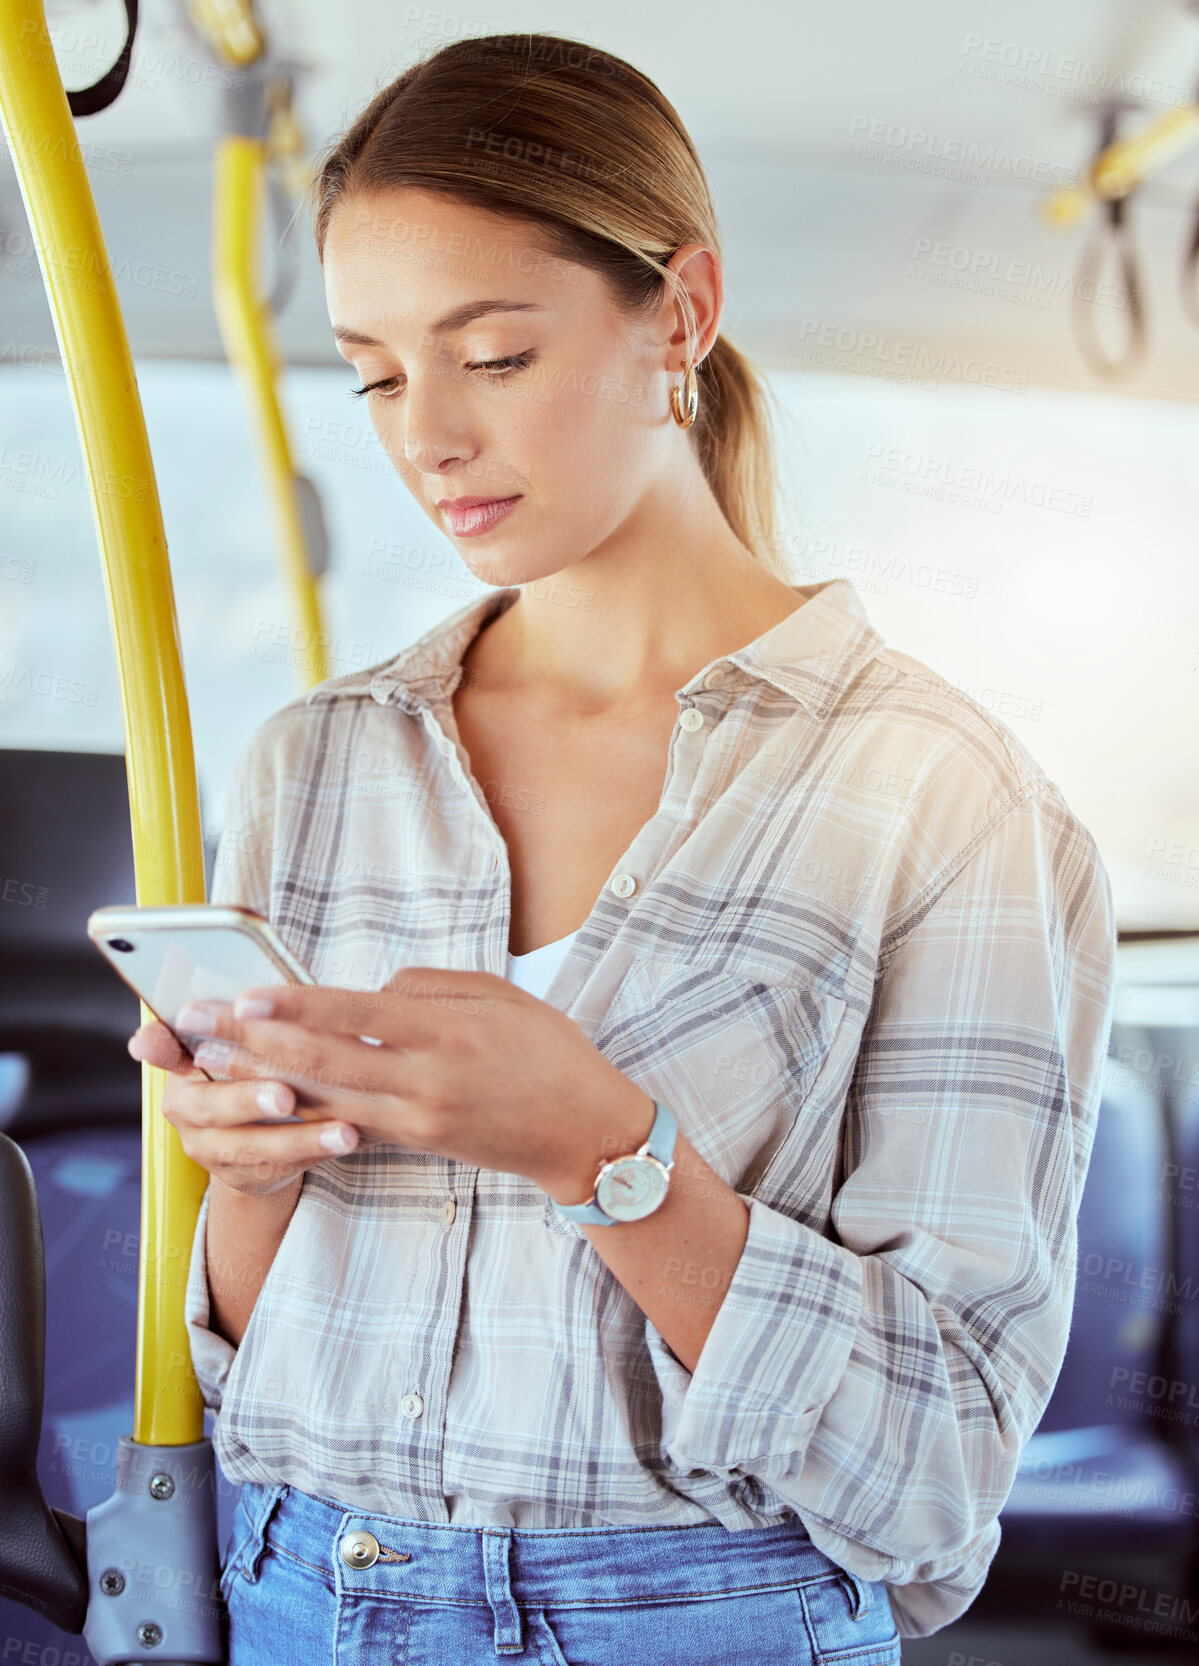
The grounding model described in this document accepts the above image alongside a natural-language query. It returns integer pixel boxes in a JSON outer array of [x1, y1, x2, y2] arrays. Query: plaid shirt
[[185, 576, 1117, 1637]]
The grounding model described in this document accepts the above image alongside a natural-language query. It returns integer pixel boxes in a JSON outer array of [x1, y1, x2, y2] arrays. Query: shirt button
[[610, 872, 637, 899], [702, 666, 726, 689], [340, 1530, 380, 1568], [401, 1392, 424, 1419], [440, 1198, 457, 1226], [679, 706, 705, 731]]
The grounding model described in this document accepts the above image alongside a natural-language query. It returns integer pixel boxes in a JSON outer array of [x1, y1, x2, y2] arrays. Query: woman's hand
[[127, 1018, 366, 1199], [167, 967, 655, 1203]]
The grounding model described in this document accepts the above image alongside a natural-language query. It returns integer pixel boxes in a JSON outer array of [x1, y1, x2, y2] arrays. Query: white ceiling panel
[[2, 0, 1199, 398]]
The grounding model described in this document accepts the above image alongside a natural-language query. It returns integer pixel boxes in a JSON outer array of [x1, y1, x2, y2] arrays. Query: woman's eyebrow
[[332, 299, 546, 347]]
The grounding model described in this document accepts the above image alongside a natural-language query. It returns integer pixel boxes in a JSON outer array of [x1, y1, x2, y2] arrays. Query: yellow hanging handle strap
[[1043, 103, 1199, 226], [0, 0, 208, 1445]]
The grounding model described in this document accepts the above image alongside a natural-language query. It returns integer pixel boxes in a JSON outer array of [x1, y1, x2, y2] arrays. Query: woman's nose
[[396, 378, 473, 474]]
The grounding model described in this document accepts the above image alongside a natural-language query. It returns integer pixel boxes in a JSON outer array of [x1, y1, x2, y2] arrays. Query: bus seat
[[1154, 1019, 1199, 1472], [1035, 1074, 1172, 1436], [0, 750, 241, 1654], [0, 1121, 241, 1653], [984, 1054, 1199, 1605], [0, 748, 142, 1138]]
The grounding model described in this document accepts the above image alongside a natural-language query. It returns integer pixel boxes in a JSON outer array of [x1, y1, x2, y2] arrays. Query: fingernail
[[177, 1005, 216, 1033], [235, 996, 274, 1020], [256, 1083, 293, 1117], [128, 1034, 146, 1060], [193, 1041, 233, 1071], [320, 1125, 356, 1153]]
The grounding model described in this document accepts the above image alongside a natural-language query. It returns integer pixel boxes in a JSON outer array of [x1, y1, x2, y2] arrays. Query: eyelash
[[348, 351, 535, 401]]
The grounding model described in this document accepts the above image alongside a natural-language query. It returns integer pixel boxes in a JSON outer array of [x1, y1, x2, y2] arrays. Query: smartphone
[[88, 903, 314, 1120]]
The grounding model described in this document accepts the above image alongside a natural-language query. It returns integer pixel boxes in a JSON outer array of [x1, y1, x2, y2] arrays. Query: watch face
[[596, 1156, 668, 1222]]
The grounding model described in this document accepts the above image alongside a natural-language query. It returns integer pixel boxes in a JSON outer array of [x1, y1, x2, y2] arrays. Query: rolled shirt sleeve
[[644, 781, 1118, 1636], [183, 729, 277, 1407]]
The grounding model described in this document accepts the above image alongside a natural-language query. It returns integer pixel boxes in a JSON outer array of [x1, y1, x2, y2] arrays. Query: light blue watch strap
[[552, 1100, 677, 1227]]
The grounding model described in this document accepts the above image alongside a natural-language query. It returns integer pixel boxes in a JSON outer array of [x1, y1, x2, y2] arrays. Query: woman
[[128, 31, 1117, 1665]]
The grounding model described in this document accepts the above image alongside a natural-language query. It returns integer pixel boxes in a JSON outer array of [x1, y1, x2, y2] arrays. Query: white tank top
[[504, 929, 579, 999]]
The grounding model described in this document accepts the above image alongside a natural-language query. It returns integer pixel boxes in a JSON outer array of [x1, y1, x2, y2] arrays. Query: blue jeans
[[220, 1481, 902, 1664]]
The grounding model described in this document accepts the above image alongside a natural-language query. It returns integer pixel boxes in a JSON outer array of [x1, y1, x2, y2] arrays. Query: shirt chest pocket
[[588, 958, 849, 1197]]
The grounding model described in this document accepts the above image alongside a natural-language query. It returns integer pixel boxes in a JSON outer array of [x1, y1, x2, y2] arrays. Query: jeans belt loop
[[245, 1483, 288, 1584], [839, 1568, 872, 1620]]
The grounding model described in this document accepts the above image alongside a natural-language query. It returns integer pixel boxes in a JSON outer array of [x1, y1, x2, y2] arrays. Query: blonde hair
[[308, 32, 784, 572]]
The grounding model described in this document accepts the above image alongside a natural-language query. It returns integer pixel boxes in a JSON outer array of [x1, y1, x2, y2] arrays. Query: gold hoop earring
[[670, 362, 699, 429]]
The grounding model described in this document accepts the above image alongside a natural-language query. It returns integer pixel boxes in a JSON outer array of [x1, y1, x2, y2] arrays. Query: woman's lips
[[439, 496, 522, 536]]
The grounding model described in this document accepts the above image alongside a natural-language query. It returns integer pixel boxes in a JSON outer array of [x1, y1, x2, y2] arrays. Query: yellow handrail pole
[[0, 0, 208, 1446], [213, 134, 328, 686], [185, 0, 265, 66]]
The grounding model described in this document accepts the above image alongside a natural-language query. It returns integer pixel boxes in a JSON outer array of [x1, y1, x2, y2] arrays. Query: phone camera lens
[[107, 938, 135, 953]]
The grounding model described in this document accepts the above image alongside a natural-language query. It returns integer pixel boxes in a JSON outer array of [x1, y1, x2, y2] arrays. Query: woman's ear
[[662, 242, 724, 371]]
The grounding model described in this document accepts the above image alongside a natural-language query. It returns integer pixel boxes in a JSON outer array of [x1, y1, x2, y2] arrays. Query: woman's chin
[[458, 550, 551, 590]]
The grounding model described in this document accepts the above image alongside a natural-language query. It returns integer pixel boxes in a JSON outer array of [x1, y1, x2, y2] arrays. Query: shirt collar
[[711, 577, 885, 717], [307, 577, 885, 720]]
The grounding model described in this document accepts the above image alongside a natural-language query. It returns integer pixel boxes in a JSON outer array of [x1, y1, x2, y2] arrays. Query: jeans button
[[340, 1530, 380, 1569]]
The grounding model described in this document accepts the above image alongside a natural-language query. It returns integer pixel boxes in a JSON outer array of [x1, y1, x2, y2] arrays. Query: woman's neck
[[462, 537, 801, 716]]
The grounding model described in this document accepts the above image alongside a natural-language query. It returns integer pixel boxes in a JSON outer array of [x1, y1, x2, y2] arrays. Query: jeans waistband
[[238, 1481, 871, 1616]]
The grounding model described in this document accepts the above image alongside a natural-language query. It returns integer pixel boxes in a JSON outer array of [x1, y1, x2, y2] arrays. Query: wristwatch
[[552, 1100, 678, 1226]]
